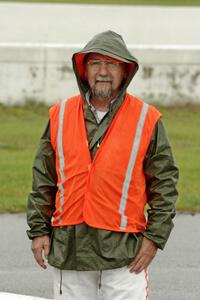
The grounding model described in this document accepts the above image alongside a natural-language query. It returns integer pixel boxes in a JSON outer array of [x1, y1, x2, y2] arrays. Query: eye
[[106, 61, 117, 67], [88, 60, 101, 67]]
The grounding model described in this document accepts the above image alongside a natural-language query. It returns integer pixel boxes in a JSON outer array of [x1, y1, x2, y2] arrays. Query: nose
[[98, 62, 109, 76]]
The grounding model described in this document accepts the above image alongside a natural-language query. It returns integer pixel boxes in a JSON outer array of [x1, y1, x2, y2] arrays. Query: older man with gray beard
[[27, 30, 179, 300]]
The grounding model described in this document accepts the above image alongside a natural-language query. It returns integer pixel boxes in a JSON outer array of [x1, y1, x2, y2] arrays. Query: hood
[[72, 30, 139, 100]]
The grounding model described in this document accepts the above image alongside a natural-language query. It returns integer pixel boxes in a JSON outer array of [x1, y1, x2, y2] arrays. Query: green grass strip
[[0, 103, 200, 213]]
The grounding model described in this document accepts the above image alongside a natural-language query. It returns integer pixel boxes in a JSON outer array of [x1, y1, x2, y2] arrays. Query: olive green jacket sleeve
[[143, 120, 179, 249], [26, 121, 57, 239]]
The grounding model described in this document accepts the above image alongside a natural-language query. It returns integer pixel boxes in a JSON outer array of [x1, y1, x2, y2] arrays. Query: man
[[27, 30, 179, 300]]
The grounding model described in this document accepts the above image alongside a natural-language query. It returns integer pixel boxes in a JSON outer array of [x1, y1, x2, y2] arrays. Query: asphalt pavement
[[0, 213, 200, 300]]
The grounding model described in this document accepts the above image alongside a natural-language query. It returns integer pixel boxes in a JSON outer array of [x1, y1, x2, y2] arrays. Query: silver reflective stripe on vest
[[57, 100, 67, 223], [119, 103, 149, 230]]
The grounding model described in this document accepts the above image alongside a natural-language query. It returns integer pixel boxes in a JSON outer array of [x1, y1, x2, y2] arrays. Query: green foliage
[[0, 104, 200, 213]]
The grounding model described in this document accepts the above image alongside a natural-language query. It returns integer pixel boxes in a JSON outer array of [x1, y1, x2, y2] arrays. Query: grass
[[0, 103, 49, 213], [159, 105, 200, 213], [1, 0, 200, 6], [0, 103, 200, 213]]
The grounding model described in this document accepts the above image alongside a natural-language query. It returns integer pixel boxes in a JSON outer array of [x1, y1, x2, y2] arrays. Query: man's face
[[85, 53, 126, 101]]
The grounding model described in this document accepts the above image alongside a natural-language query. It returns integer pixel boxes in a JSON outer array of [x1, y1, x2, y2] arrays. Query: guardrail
[[0, 43, 200, 106]]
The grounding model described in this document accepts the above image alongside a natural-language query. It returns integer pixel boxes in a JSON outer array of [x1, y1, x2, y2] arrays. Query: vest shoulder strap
[[49, 95, 82, 149]]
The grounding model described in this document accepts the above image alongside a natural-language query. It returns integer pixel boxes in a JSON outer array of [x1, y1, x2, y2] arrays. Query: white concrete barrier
[[0, 43, 200, 106]]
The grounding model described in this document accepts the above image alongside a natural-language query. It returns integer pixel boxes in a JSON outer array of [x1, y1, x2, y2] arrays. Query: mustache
[[95, 76, 112, 82]]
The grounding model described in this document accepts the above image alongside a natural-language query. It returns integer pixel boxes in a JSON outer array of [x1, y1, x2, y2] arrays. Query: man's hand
[[31, 235, 50, 269], [128, 236, 158, 274]]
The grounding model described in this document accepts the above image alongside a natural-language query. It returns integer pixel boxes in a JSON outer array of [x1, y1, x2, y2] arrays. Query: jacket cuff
[[26, 228, 51, 240], [143, 220, 174, 250]]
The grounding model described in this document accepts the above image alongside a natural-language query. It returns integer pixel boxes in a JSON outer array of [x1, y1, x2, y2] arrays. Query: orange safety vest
[[49, 93, 161, 232]]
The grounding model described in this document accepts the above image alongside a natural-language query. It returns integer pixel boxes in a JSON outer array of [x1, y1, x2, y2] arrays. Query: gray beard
[[91, 83, 113, 101]]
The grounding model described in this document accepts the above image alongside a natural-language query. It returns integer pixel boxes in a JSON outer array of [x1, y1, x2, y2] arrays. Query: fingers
[[44, 239, 50, 260], [32, 246, 47, 269], [31, 236, 50, 269], [128, 251, 154, 274], [128, 237, 157, 274]]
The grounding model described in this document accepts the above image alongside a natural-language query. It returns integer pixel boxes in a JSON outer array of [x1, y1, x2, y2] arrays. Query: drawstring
[[97, 271, 102, 296], [59, 269, 102, 296], [60, 269, 63, 295], [99, 270, 102, 290]]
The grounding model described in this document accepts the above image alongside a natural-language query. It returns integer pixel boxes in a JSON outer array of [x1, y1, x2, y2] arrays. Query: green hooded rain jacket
[[27, 31, 179, 271]]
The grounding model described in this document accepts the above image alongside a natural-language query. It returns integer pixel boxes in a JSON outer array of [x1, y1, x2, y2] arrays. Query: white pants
[[53, 266, 149, 300]]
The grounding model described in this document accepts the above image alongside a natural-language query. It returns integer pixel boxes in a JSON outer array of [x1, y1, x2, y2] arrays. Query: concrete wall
[[0, 43, 200, 106]]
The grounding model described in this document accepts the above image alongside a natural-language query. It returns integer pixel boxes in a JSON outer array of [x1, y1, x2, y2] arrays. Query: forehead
[[86, 53, 115, 61]]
